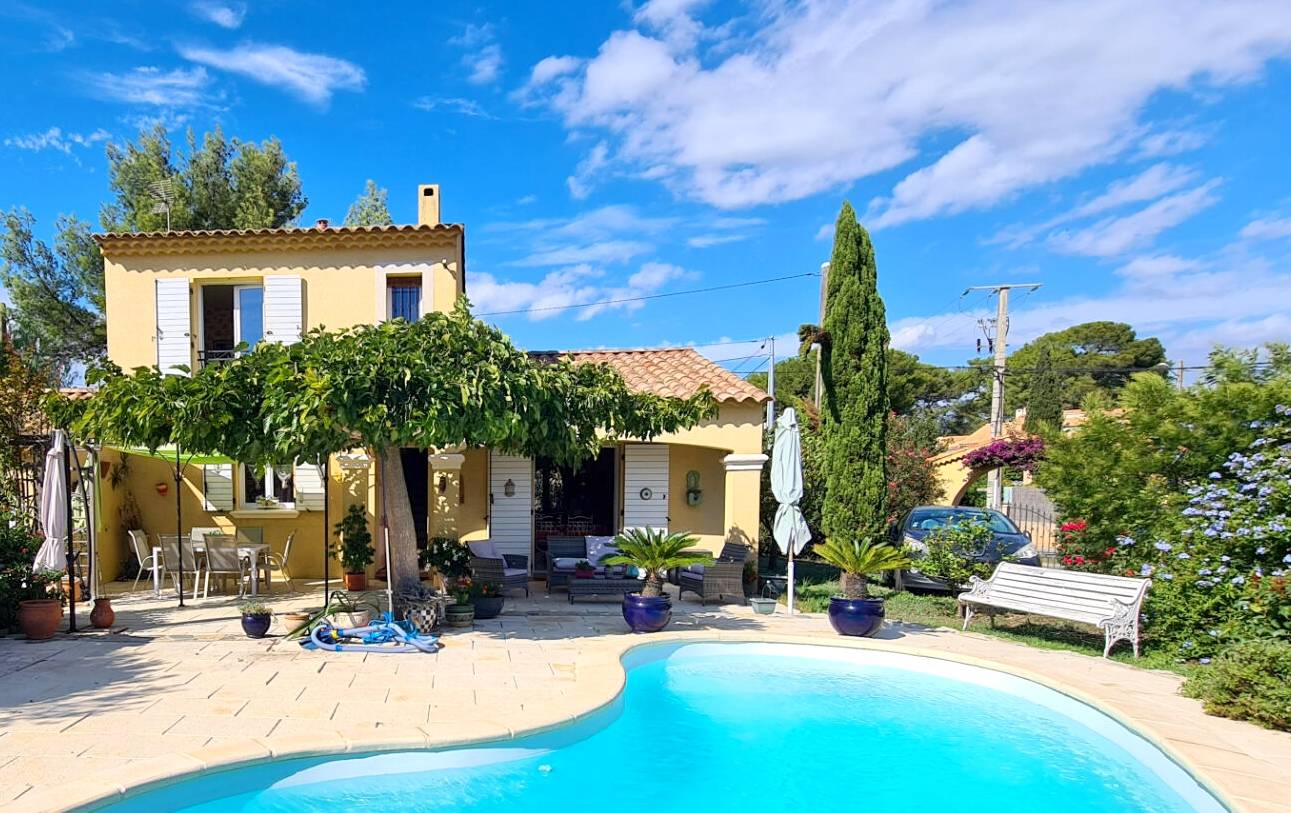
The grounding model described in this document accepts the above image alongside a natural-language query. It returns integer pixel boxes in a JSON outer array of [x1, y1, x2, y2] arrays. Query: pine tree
[[1024, 346, 1064, 432], [344, 180, 394, 227], [819, 201, 889, 543]]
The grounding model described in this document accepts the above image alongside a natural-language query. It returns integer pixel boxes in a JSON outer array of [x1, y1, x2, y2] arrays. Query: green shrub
[[913, 520, 1000, 593], [1183, 640, 1291, 731], [332, 504, 374, 573], [420, 536, 470, 577]]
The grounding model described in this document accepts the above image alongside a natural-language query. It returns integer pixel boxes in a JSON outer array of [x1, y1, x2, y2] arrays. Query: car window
[[906, 508, 1020, 534]]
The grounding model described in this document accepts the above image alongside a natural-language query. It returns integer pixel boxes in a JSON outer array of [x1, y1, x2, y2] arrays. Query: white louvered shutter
[[202, 464, 234, 512], [293, 462, 326, 510], [488, 452, 533, 563], [623, 444, 669, 532], [263, 275, 303, 345], [155, 279, 191, 374]]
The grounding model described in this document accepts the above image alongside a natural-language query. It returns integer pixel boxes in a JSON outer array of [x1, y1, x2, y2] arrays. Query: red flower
[[1074, 555, 1086, 565], [1104, 547, 1117, 557], [1062, 556, 1073, 565]]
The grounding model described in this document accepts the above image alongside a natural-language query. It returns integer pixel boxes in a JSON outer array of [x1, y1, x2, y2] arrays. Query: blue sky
[[3, 1, 1291, 377]]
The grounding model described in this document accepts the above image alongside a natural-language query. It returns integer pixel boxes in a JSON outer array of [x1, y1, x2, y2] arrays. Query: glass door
[[234, 285, 264, 352]]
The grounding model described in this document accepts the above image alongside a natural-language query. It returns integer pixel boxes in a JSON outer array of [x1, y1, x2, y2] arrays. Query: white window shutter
[[623, 444, 669, 532], [155, 279, 191, 375], [264, 275, 303, 345], [202, 464, 234, 512], [293, 462, 325, 510], [488, 452, 533, 562]]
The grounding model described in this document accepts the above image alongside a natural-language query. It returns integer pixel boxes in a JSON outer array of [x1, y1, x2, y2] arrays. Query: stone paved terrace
[[2, 581, 1290, 813]]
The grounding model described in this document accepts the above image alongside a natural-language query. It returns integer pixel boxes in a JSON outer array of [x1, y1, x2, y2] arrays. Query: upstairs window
[[200, 284, 263, 365], [387, 277, 422, 322], [242, 464, 294, 508]]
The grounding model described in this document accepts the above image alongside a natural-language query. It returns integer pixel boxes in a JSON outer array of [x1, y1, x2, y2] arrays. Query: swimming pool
[[91, 642, 1228, 812]]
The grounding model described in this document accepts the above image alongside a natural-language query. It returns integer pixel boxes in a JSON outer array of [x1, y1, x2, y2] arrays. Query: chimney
[[417, 184, 440, 226]]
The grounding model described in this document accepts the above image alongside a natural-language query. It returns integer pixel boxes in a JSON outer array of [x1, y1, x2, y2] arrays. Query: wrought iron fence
[[1005, 500, 1060, 565]]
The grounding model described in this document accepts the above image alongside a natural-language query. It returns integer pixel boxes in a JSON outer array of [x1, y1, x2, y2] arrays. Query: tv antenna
[[148, 179, 176, 232]]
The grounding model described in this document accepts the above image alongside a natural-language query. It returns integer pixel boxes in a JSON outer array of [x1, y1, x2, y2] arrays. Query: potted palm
[[603, 527, 712, 633], [812, 538, 911, 637], [333, 504, 374, 591]]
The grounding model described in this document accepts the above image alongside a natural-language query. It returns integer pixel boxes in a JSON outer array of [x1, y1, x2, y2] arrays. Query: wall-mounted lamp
[[437, 474, 448, 494], [503, 478, 516, 497], [155, 481, 169, 497], [685, 470, 702, 507]]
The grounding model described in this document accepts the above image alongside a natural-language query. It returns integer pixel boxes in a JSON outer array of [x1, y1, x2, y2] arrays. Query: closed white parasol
[[771, 408, 811, 613], [32, 430, 69, 573]]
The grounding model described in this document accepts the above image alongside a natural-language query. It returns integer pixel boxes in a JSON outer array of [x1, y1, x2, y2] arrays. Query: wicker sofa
[[675, 542, 748, 604], [545, 535, 624, 592], [467, 540, 530, 597]]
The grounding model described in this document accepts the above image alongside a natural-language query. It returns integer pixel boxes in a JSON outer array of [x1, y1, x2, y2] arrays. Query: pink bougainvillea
[[962, 437, 1046, 472]]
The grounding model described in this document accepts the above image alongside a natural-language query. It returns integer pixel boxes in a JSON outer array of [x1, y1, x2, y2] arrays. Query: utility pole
[[1177, 359, 1186, 391], [964, 283, 1042, 511], [766, 335, 777, 431], [814, 262, 829, 413]]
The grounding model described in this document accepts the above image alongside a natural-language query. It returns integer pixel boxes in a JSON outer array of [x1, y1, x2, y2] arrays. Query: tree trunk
[[642, 573, 664, 598], [378, 445, 421, 594], [841, 572, 869, 600]]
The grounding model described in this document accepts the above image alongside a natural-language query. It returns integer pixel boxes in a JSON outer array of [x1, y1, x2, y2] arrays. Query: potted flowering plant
[[573, 559, 596, 579], [445, 575, 475, 627], [472, 580, 504, 619], [239, 600, 272, 638]]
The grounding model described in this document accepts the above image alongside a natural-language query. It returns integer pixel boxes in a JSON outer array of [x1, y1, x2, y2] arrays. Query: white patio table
[[150, 538, 272, 597]]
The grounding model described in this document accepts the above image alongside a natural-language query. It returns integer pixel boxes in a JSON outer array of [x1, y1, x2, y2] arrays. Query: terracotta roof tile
[[535, 348, 769, 404], [94, 222, 462, 243]]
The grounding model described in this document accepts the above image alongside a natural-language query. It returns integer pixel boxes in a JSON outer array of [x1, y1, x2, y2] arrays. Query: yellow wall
[[668, 444, 727, 546], [104, 240, 463, 371]]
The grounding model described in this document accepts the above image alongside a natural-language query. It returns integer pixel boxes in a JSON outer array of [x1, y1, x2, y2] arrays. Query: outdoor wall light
[[155, 481, 169, 497], [503, 478, 516, 497], [437, 474, 448, 494], [685, 469, 702, 506]]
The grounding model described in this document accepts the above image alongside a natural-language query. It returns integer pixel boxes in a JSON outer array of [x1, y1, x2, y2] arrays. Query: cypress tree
[[820, 201, 889, 542], [1024, 346, 1063, 433]]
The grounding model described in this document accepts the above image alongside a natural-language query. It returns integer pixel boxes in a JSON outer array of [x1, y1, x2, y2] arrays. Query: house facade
[[91, 185, 769, 583]]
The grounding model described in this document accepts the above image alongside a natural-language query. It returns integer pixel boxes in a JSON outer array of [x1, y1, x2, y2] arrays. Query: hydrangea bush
[[1132, 405, 1291, 657]]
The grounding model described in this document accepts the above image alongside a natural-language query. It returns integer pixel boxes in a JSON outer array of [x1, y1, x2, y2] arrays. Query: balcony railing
[[197, 349, 239, 366]]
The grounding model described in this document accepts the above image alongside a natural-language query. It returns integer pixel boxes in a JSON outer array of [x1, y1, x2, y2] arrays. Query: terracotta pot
[[19, 599, 63, 641], [281, 611, 312, 634], [343, 572, 367, 591], [89, 597, 115, 629], [61, 577, 86, 603]]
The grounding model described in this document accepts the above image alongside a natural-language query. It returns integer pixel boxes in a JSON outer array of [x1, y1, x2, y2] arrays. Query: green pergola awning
[[105, 446, 235, 465]]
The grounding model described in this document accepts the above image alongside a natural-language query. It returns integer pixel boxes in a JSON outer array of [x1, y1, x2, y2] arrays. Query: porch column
[[428, 453, 465, 540], [721, 453, 768, 552]]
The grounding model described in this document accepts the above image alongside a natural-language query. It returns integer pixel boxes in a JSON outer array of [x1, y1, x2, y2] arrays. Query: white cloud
[[567, 141, 609, 199], [190, 1, 246, 29], [85, 66, 210, 107], [1046, 180, 1222, 257], [472, 261, 691, 321], [687, 233, 746, 248], [815, 222, 835, 241], [3, 126, 110, 154], [451, 24, 504, 85], [525, 1, 1291, 218], [516, 194, 538, 205], [530, 55, 580, 85], [1240, 215, 1291, 241], [1136, 127, 1211, 158], [413, 96, 493, 119], [179, 42, 365, 105]]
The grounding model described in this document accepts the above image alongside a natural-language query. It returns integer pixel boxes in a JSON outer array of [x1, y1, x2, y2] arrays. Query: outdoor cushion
[[552, 557, 582, 570], [503, 568, 528, 578], [686, 563, 706, 574], [468, 540, 500, 559], [586, 536, 618, 564]]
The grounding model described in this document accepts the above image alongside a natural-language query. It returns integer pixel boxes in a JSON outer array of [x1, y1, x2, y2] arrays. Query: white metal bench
[[958, 563, 1151, 657]]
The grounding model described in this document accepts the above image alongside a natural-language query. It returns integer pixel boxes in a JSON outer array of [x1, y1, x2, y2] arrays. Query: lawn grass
[[782, 579, 1191, 676]]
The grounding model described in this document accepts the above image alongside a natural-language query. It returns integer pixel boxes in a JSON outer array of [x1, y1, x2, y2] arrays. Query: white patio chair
[[200, 534, 249, 600], [264, 529, 296, 592], [128, 529, 157, 591], [158, 534, 200, 596]]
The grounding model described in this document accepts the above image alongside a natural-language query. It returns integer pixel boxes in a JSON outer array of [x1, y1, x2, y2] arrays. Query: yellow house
[[90, 184, 769, 585]]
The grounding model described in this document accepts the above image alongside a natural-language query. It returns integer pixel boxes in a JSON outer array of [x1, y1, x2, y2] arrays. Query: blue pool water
[[94, 643, 1227, 813]]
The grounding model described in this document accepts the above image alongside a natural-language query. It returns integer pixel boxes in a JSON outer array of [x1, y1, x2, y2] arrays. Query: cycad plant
[[813, 538, 911, 600], [603, 527, 713, 598]]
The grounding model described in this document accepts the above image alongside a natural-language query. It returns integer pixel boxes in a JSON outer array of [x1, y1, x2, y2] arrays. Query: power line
[[476, 272, 820, 317]]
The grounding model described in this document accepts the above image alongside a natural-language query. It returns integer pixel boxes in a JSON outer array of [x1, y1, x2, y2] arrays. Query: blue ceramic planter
[[827, 597, 884, 637], [241, 613, 272, 639], [622, 593, 672, 633]]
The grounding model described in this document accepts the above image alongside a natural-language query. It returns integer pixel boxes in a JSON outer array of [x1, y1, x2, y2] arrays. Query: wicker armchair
[[677, 542, 748, 604], [545, 536, 589, 592], [467, 540, 530, 596]]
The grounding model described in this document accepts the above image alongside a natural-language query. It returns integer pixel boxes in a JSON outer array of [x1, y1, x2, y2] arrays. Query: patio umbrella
[[771, 408, 811, 614], [32, 430, 68, 573]]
